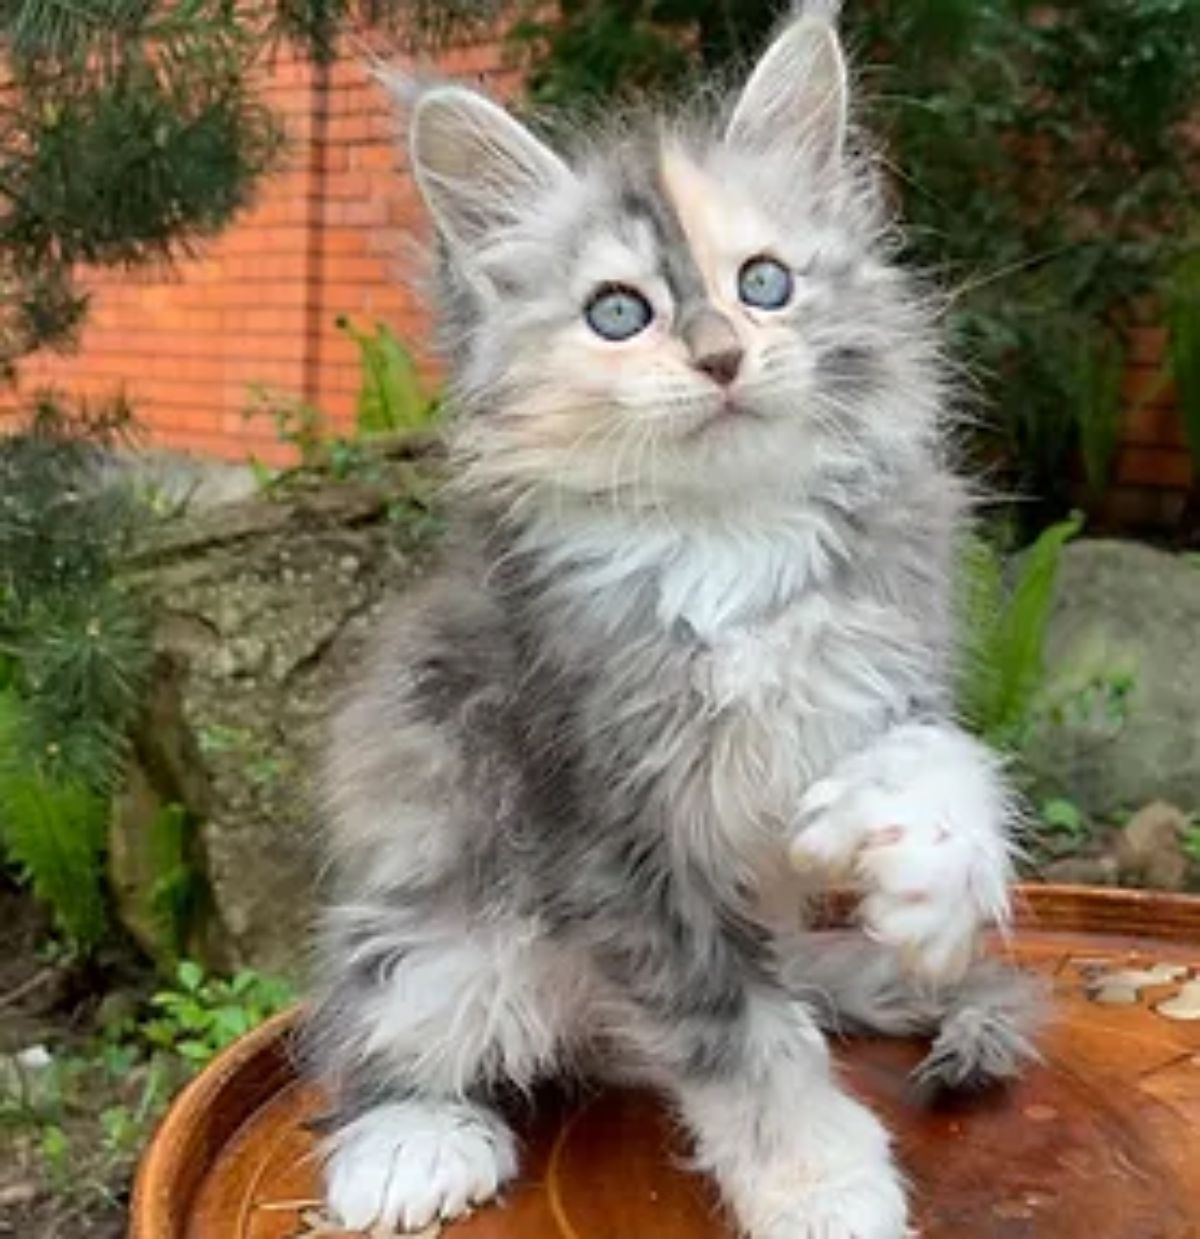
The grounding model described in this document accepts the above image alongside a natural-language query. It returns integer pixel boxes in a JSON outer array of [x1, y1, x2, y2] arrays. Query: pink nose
[[693, 346, 744, 388], [683, 307, 744, 388]]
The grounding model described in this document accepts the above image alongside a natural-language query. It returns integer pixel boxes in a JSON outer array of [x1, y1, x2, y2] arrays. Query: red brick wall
[[1106, 325, 1193, 528], [2, 38, 515, 465]]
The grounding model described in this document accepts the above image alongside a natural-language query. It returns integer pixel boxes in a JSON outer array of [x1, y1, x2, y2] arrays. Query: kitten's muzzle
[[683, 307, 744, 389]]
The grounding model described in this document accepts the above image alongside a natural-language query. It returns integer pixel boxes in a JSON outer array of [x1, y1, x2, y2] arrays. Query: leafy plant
[[0, 714, 109, 947], [141, 802, 203, 967], [1, 959, 294, 1219], [958, 514, 1083, 750], [337, 316, 440, 436], [0, 397, 151, 948], [140, 961, 294, 1068], [246, 316, 440, 483], [1039, 796, 1088, 842], [1184, 820, 1200, 867]]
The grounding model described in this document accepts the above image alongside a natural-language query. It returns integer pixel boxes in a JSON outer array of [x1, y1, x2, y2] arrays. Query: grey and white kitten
[[306, 9, 1040, 1237]]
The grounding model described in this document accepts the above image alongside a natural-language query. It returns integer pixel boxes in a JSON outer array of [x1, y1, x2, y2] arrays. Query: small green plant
[[337, 315, 439, 435], [1183, 821, 1200, 867], [140, 960, 294, 1069], [958, 513, 1083, 752], [2, 958, 294, 1220], [1039, 796, 1089, 843], [246, 316, 439, 484]]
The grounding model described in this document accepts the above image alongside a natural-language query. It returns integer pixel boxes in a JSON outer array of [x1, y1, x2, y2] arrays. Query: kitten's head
[[402, 6, 943, 517]]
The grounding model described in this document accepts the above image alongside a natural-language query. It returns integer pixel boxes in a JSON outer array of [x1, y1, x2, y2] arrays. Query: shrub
[[0, 396, 150, 948]]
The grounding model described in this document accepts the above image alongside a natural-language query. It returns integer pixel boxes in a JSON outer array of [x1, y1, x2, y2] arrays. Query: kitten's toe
[[323, 1099, 518, 1232]]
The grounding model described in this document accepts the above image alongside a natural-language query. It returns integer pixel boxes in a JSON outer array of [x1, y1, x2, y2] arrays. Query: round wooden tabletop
[[131, 885, 1200, 1239]]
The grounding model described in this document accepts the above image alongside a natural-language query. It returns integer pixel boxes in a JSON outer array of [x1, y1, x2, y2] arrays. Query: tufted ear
[[726, 11, 848, 169], [406, 87, 571, 252]]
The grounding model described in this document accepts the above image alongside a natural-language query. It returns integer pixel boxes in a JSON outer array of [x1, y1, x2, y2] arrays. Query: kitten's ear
[[726, 11, 848, 168], [407, 87, 571, 251]]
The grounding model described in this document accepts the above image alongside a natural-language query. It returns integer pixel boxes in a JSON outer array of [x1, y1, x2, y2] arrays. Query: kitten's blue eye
[[585, 285, 653, 341], [738, 256, 793, 310]]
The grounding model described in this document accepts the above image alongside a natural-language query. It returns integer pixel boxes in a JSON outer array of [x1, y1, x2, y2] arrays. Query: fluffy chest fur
[[511, 503, 947, 883]]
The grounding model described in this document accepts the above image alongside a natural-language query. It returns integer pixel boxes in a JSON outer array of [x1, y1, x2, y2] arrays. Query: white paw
[[757, 1177, 910, 1239], [739, 1103, 909, 1239], [323, 1100, 518, 1233], [790, 723, 1013, 983]]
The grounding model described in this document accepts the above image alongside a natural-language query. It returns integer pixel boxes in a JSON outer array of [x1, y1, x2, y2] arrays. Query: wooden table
[[132, 885, 1200, 1239]]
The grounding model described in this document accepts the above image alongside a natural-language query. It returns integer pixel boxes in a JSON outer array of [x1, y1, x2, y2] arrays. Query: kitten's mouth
[[685, 396, 760, 440]]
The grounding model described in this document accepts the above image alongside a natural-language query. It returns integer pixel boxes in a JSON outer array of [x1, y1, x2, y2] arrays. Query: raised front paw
[[789, 723, 1014, 983]]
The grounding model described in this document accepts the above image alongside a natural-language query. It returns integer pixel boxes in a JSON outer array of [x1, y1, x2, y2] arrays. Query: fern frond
[[0, 691, 109, 947]]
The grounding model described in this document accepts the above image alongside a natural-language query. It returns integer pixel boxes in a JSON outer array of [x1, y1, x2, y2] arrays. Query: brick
[[1114, 446, 1194, 489], [1122, 365, 1176, 410], [350, 145, 401, 172], [1123, 403, 1189, 450], [1125, 326, 1169, 366]]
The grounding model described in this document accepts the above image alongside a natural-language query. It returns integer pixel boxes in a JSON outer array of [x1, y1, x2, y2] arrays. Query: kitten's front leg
[[591, 890, 908, 1237], [790, 721, 1015, 983], [659, 989, 908, 1239]]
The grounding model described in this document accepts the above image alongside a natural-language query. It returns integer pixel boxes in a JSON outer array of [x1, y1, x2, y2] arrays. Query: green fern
[[1071, 329, 1126, 498], [958, 515, 1083, 749], [337, 316, 439, 436], [0, 691, 109, 947]]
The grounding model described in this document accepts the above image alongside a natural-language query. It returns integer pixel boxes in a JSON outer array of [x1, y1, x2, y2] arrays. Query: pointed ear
[[726, 15, 848, 168], [407, 87, 571, 252]]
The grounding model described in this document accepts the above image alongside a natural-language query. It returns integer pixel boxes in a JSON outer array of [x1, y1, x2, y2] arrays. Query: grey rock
[[114, 470, 437, 975], [1039, 855, 1120, 887], [1038, 540, 1200, 822], [1114, 801, 1190, 891]]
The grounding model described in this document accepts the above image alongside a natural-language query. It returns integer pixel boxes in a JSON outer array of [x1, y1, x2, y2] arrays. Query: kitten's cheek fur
[[789, 721, 1015, 985]]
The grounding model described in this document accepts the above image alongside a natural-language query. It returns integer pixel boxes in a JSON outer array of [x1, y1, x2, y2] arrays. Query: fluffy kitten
[[306, 9, 1041, 1237]]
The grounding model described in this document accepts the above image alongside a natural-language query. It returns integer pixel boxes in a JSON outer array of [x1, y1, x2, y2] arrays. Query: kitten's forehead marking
[[659, 147, 725, 305], [612, 150, 708, 319], [659, 147, 776, 308]]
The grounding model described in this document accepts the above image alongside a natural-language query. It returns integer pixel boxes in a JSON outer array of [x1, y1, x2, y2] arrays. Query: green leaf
[[176, 960, 204, 992], [1040, 797, 1085, 837], [213, 1006, 251, 1043], [176, 1039, 212, 1064], [338, 317, 435, 436]]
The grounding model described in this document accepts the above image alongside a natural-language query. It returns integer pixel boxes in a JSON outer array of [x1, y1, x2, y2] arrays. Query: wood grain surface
[[131, 885, 1200, 1239]]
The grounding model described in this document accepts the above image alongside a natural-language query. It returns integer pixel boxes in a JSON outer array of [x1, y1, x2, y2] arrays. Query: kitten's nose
[[684, 308, 744, 388]]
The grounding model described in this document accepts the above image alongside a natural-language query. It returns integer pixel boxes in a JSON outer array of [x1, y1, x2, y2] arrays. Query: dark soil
[[0, 877, 151, 1239]]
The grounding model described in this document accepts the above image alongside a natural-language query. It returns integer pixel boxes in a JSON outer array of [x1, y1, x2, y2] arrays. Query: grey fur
[[306, 10, 1039, 1235]]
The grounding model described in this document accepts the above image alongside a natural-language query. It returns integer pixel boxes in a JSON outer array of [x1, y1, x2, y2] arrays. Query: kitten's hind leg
[[782, 932, 1045, 1096], [305, 909, 584, 1233]]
